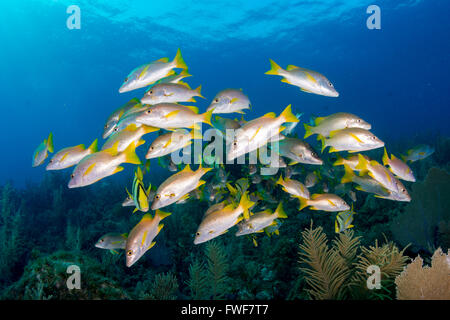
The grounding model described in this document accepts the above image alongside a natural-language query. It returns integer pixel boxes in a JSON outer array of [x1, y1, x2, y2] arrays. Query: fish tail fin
[[202, 109, 213, 127], [341, 164, 355, 184], [355, 154, 368, 172], [88, 138, 98, 153], [122, 142, 141, 165], [239, 191, 255, 220], [276, 175, 283, 185], [279, 104, 299, 123], [382, 147, 389, 166], [275, 202, 287, 218], [318, 135, 327, 153], [303, 123, 314, 139], [142, 125, 160, 135], [264, 59, 283, 75], [195, 85, 205, 99], [173, 48, 188, 70], [297, 197, 309, 211], [47, 132, 54, 153], [156, 209, 172, 221], [333, 154, 344, 166]]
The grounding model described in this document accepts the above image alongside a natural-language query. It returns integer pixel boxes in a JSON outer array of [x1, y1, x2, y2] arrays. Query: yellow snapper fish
[[335, 205, 356, 233], [46, 139, 98, 170], [341, 164, 390, 196], [141, 82, 204, 104], [235, 202, 287, 236], [373, 179, 411, 202], [95, 232, 128, 251], [151, 164, 212, 210], [355, 154, 400, 193], [277, 137, 323, 165], [194, 192, 255, 244], [32, 132, 54, 167], [227, 104, 299, 161], [103, 98, 141, 139], [265, 59, 339, 97], [207, 88, 251, 114], [304, 112, 371, 139], [211, 116, 241, 136], [68, 141, 141, 188], [125, 210, 171, 267], [276, 175, 310, 199], [401, 144, 435, 163], [145, 129, 201, 159], [319, 128, 384, 153], [101, 124, 159, 153], [382, 148, 415, 182], [119, 49, 188, 93], [135, 103, 212, 129], [298, 193, 349, 212], [333, 154, 371, 171]]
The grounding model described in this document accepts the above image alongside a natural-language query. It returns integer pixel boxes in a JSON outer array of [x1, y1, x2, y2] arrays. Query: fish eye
[[147, 109, 152, 114], [196, 232, 200, 236], [99, 239, 104, 243], [233, 141, 237, 146], [71, 174, 74, 179], [127, 250, 133, 256], [150, 146, 154, 151], [114, 127, 119, 132], [155, 194, 161, 199], [149, 91, 153, 94], [214, 98, 219, 103], [104, 124, 108, 129], [311, 152, 317, 157], [49, 160, 53, 163], [328, 81, 333, 87], [124, 77, 129, 82]]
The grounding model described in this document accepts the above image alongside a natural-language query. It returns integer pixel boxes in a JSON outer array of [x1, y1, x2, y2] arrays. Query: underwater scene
[[0, 0, 449, 302]]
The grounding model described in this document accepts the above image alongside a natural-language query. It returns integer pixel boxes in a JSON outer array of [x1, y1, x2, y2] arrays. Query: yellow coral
[[395, 248, 450, 300]]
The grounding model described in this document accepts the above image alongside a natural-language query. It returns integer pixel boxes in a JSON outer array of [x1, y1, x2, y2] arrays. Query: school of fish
[[32, 49, 435, 267]]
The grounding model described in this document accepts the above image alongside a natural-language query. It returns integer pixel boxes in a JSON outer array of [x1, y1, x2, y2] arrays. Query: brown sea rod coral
[[395, 248, 450, 300]]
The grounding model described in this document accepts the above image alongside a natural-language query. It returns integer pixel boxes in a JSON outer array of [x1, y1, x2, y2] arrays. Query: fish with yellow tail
[[68, 141, 141, 188], [151, 164, 212, 210], [125, 210, 171, 267], [298, 193, 349, 212], [341, 164, 390, 196], [333, 154, 371, 171], [32, 132, 54, 167], [95, 232, 128, 253], [46, 138, 98, 170], [318, 128, 384, 153], [265, 59, 339, 97], [141, 82, 204, 104], [303, 112, 371, 139], [207, 88, 251, 114], [382, 147, 416, 182], [276, 175, 310, 199], [102, 124, 159, 153], [119, 48, 188, 93], [194, 192, 255, 244], [355, 154, 400, 193], [235, 201, 287, 236], [129, 166, 152, 213], [135, 103, 213, 129], [146, 129, 201, 159], [227, 104, 299, 161]]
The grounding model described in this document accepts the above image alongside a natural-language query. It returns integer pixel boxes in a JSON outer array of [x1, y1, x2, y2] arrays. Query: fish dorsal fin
[[141, 213, 153, 223], [286, 65, 299, 71], [156, 57, 169, 63], [178, 81, 191, 89], [103, 141, 120, 156], [181, 164, 192, 173], [314, 117, 325, 125], [184, 105, 199, 114], [262, 112, 276, 119]]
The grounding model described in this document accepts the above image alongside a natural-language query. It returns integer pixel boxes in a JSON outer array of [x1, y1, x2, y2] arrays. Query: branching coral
[[298, 222, 409, 300], [148, 272, 179, 300], [186, 259, 209, 299], [206, 241, 230, 300], [395, 248, 450, 300]]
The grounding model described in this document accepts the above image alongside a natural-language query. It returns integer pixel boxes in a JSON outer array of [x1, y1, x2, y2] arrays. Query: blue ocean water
[[0, 0, 449, 185]]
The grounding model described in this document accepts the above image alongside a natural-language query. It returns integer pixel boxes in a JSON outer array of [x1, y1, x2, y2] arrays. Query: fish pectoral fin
[[113, 166, 124, 174]]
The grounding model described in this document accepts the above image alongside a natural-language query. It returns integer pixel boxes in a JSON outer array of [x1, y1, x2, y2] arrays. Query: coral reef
[[395, 248, 450, 300], [390, 167, 450, 254]]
